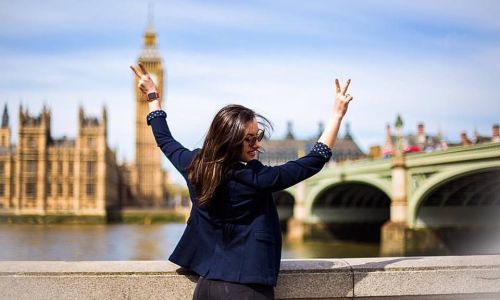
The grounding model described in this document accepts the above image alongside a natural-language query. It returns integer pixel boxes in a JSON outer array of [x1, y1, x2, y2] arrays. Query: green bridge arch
[[408, 162, 500, 227], [276, 142, 500, 228], [304, 177, 391, 222]]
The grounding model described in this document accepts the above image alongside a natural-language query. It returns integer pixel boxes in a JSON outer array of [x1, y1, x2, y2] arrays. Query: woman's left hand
[[334, 78, 353, 119], [130, 62, 158, 96]]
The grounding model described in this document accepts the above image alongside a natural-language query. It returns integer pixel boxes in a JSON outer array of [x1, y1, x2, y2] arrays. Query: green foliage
[[120, 211, 186, 224]]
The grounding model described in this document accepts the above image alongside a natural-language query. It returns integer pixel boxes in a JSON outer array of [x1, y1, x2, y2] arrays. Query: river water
[[0, 224, 379, 261]]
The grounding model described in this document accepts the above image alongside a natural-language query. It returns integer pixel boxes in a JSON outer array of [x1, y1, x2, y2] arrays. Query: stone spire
[[344, 122, 352, 140], [139, 4, 161, 62], [395, 114, 404, 156], [144, 3, 157, 49], [102, 105, 108, 136], [382, 123, 395, 156], [316, 121, 324, 139], [1, 104, 8, 128], [417, 122, 425, 145], [472, 127, 479, 144], [285, 121, 295, 140]]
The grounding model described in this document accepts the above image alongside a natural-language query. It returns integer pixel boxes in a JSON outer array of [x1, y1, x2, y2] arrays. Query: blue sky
[[1, 0, 499, 183]]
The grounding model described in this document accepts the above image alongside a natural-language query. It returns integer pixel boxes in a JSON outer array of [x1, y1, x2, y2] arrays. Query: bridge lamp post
[[392, 114, 407, 222], [381, 114, 410, 256], [395, 114, 403, 158]]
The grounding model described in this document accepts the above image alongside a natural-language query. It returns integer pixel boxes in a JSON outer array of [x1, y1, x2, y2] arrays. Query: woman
[[131, 63, 353, 300]]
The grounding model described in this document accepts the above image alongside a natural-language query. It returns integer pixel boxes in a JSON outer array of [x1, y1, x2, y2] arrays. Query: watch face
[[148, 92, 159, 100]]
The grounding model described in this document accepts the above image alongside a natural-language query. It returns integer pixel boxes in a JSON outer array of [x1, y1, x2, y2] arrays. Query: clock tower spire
[[134, 11, 166, 207]]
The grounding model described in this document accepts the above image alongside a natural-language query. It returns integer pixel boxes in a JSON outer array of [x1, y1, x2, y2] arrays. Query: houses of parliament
[[0, 23, 170, 220]]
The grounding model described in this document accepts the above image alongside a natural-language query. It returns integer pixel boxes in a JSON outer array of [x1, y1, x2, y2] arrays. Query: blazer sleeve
[[147, 110, 196, 176], [238, 142, 332, 193]]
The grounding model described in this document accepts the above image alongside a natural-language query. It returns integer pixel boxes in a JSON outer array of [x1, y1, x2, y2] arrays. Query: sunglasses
[[244, 129, 265, 147]]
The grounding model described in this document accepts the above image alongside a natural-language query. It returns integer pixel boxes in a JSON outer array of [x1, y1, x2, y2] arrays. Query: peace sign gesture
[[130, 62, 158, 99], [334, 78, 353, 119]]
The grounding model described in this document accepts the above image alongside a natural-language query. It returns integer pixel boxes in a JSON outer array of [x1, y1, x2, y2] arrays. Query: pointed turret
[[285, 121, 295, 140], [139, 5, 161, 60], [0, 104, 11, 147], [395, 114, 404, 156], [1, 104, 8, 128], [344, 122, 353, 140], [78, 106, 84, 128], [102, 105, 108, 136], [316, 121, 324, 139], [382, 123, 395, 156], [144, 3, 157, 49], [41, 103, 51, 129], [19, 104, 24, 126], [102, 106, 108, 125], [417, 122, 425, 145]]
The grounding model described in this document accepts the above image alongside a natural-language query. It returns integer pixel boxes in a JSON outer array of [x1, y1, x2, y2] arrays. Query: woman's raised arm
[[130, 62, 196, 177], [318, 78, 353, 149], [235, 79, 354, 193]]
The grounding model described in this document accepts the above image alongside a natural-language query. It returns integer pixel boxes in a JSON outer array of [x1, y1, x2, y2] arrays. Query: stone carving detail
[[410, 172, 435, 192]]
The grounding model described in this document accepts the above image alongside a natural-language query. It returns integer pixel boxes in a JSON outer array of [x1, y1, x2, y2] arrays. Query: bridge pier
[[383, 225, 500, 256], [286, 218, 306, 242], [381, 221, 409, 256], [381, 152, 409, 256], [286, 182, 306, 243]]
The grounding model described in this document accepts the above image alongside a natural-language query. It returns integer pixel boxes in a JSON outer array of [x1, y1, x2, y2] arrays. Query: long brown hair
[[187, 104, 271, 206]]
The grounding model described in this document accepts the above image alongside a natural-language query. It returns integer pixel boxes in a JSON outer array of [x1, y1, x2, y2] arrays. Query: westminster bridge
[[274, 141, 500, 255]]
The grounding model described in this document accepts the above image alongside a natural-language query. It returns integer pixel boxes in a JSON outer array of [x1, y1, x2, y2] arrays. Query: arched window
[[27, 137, 35, 148]]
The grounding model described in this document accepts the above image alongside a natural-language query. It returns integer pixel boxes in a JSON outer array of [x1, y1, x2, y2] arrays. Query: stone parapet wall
[[1, 256, 499, 299]]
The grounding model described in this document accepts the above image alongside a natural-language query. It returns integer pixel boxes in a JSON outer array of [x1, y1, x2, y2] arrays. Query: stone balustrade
[[1, 255, 499, 299]]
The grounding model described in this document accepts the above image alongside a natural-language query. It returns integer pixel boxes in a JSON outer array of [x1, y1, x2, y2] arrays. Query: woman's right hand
[[130, 62, 158, 96], [334, 78, 353, 119], [130, 62, 162, 111]]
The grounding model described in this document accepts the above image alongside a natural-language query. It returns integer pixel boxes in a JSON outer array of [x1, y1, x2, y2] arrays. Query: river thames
[[0, 224, 379, 261]]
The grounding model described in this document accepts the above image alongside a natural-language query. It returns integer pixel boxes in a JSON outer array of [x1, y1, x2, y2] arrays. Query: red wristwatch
[[147, 91, 160, 101]]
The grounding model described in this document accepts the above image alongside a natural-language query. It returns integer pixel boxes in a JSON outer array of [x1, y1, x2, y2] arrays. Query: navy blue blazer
[[147, 110, 332, 286]]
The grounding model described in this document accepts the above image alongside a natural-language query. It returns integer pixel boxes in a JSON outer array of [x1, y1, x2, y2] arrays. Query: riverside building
[[0, 20, 177, 221], [0, 105, 122, 219]]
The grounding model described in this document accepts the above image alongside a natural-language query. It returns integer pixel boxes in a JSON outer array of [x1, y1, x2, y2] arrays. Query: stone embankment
[[1, 255, 499, 299]]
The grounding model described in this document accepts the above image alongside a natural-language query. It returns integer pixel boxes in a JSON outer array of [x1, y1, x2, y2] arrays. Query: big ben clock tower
[[134, 17, 165, 207]]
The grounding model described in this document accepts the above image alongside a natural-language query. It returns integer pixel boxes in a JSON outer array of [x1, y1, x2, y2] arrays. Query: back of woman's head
[[187, 104, 271, 206]]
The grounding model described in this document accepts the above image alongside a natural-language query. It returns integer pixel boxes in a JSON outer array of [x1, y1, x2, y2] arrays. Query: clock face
[[149, 73, 159, 87]]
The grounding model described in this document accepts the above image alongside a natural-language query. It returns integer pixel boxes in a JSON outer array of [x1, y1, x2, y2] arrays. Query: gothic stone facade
[[0, 105, 122, 217]]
